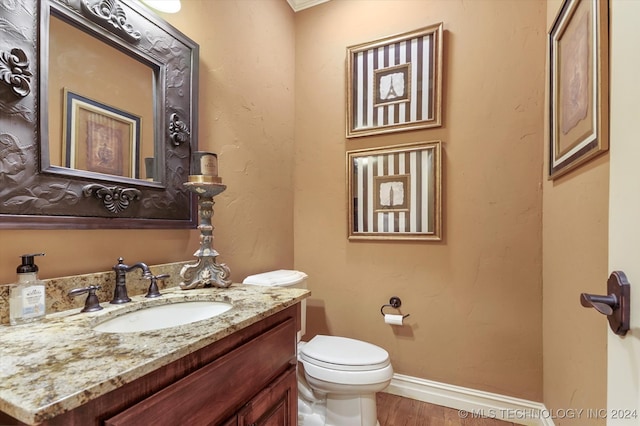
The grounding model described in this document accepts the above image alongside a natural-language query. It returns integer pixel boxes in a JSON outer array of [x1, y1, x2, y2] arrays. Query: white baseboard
[[383, 374, 555, 426]]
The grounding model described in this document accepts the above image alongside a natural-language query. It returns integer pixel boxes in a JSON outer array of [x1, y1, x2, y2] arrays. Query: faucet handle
[[68, 285, 103, 313], [144, 274, 169, 298]]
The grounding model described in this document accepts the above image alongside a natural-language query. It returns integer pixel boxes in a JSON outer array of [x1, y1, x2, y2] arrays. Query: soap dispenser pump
[[9, 253, 46, 325]]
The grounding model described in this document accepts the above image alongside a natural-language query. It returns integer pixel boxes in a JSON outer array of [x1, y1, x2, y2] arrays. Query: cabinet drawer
[[105, 318, 296, 426]]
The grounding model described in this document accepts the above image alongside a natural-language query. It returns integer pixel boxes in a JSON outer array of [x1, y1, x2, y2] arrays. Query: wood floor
[[376, 393, 517, 426]]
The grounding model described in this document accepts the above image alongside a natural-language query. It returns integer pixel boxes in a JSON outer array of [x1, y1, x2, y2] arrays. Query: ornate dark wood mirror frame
[[0, 0, 198, 229]]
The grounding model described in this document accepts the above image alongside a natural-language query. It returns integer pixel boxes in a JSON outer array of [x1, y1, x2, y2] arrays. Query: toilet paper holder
[[380, 296, 410, 319]]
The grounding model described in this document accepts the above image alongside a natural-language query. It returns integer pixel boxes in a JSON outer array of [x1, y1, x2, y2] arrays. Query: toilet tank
[[242, 270, 308, 340]]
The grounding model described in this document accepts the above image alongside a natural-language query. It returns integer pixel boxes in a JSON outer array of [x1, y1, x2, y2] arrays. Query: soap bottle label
[[21, 285, 45, 317]]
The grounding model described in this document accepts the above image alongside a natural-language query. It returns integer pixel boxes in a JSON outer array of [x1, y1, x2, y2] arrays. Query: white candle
[[192, 152, 218, 177]]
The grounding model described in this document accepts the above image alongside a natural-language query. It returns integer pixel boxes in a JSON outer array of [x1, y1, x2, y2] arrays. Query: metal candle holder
[[180, 179, 232, 289]]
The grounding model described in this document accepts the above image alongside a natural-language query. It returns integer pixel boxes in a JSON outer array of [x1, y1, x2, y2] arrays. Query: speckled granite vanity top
[[0, 284, 309, 425]]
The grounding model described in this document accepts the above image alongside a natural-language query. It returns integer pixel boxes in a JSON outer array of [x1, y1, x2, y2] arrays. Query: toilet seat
[[300, 335, 391, 371], [302, 360, 394, 386], [299, 335, 393, 386]]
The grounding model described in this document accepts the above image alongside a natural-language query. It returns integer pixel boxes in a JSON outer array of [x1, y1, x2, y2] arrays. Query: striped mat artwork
[[347, 24, 442, 138], [348, 141, 441, 240]]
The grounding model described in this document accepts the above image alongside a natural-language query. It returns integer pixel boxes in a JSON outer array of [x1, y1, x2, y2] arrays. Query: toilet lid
[[300, 335, 390, 371], [242, 270, 307, 287]]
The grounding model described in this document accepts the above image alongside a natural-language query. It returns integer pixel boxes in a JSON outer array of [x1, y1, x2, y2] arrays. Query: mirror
[[0, 0, 199, 229], [47, 14, 157, 182]]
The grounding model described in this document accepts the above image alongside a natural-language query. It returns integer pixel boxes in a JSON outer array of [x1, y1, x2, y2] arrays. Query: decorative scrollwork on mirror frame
[[169, 113, 190, 146], [0, 48, 32, 98], [0, 0, 199, 229], [80, 0, 142, 43], [83, 184, 142, 213]]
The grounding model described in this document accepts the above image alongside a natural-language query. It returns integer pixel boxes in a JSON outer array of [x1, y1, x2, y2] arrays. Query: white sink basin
[[93, 301, 233, 333]]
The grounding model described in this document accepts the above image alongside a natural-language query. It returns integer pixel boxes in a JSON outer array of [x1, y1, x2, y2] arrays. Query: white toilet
[[243, 270, 393, 426]]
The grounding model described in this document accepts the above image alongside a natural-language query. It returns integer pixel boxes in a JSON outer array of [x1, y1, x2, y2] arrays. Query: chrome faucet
[[111, 257, 152, 304]]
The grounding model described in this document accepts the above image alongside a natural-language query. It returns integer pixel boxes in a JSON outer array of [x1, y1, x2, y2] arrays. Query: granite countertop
[[0, 284, 309, 425]]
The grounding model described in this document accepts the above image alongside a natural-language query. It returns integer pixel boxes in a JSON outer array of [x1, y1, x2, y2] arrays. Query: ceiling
[[286, 0, 330, 12]]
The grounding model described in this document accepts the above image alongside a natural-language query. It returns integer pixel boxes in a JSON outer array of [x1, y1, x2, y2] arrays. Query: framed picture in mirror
[[347, 140, 442, 241], [63, 90, 141, 179]]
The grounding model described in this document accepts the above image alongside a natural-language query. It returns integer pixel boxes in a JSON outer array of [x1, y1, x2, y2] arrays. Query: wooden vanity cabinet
[[105, 315, 297, 425], [38, 304, 300, 426]]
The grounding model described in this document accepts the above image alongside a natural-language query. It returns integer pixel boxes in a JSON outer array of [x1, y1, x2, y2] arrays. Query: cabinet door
[[237, 365, 297, 426]]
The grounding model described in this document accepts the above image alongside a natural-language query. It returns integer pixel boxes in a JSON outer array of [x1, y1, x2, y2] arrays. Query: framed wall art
[[63, 90, 141, 179], [346, 23, 443, 138], [548, 0, 609, 179], [347, 140, 442, 241]]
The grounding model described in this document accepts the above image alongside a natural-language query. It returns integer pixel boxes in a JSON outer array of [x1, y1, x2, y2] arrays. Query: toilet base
[[298, 368, 382, 426], [298, 397, 325, 426], [298, 392, 380, 426], [325, 392, 378, 426]]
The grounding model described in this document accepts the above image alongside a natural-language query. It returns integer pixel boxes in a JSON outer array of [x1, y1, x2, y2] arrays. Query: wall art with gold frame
[[347, 140, 441, 241], [548, 0, 609, 179], [346, 23, 443, 138]]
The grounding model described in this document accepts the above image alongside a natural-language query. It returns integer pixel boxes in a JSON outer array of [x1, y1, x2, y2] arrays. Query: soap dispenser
[[9, 253, 46, 325]]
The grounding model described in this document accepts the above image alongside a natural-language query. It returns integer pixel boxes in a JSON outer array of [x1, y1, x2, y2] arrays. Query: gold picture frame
[[548, 0, 609, 179], [346, 23, 443, 138], [63, 90, 141, 179], [347, 141, 442, 241]]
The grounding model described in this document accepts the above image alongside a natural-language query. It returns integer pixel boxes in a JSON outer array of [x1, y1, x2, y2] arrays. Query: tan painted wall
[[0, 0, 295, 285], [294, 0, 545, 401], [4, 0, 600, 407], [542, 0, 608, 424]]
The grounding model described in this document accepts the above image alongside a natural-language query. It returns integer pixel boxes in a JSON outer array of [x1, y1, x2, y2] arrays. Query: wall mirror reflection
[[47, 13, 157, 182], [0, 0, 199, 229]]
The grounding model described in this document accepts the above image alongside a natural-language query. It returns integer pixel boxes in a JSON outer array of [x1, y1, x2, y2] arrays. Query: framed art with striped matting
[[347, 141, 442, 241], [346, 24, 443, 138]]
